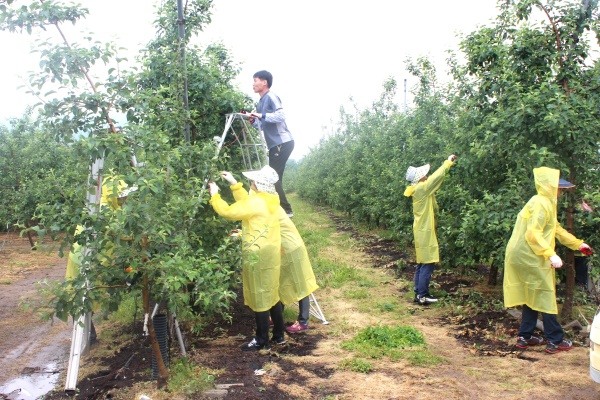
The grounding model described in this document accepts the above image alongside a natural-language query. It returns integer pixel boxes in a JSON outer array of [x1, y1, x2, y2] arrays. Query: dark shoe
[[271, 336, 286, 345], [240, 338, 268, 351], [286, 321, 308, 333], [515, 335, 544, 349], [545, 339, 573, 354], [413, 295, 419, 303], [417, 295, 438, 305]]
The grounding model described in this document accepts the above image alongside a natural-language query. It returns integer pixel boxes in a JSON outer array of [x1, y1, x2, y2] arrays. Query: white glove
[[579, 243, 594, 256], [220, 171, 237, 185], [208, 182, 220, 196], [448, 154, 457, 162], [549, 254, 563, 268]]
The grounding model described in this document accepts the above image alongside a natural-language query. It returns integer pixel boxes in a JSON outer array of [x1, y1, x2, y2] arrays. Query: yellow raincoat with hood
[[97, 179, 129, 267], [503, 167, 583, 314], [66, 225, 85, 280], [210, 183, 281, 312], [229, 184, 319, 305], [403, 159, 455, 264], [276, 208, 319, 305], [65, 179, 128, 279]]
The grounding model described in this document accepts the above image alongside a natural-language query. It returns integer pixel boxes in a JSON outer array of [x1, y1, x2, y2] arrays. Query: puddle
[[0, 363, 60, 400]]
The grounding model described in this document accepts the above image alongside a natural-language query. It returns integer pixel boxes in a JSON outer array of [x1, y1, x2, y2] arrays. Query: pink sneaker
[[286, 321, 308, 334]]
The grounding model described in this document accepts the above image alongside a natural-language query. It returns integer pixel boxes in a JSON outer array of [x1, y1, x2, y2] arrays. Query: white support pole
[[173, 315, 187, 356], [64, 156, 103, 392], [64, 314, 88, 392], [151, 302, 160, 319]]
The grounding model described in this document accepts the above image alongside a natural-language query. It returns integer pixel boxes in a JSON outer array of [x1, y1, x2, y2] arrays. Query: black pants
[[255, 301, 285, 345], [268, 140, 294, 214], [297, 296, 310, 324], [519, 304, 563, 344]]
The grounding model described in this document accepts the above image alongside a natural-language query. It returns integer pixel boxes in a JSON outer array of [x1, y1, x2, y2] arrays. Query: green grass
[[405, 349, 445, 366], [345, 325, 425, 348], [167, 358, 216, 396], [355, 279, 377, 288], [375, 301, 397, 313], [109, 291, 139, 324], [313, 258, 364, 289], [338, 357, 374, 373], [283, 305, 297, 321], [345, 288, 370, 299], [340, 324, 446, 366]]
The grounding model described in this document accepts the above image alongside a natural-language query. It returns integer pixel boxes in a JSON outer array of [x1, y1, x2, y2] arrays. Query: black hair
[[253, 70, 273, 88]]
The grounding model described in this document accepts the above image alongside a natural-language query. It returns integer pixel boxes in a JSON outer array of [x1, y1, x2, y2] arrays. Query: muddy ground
[[0, 233, 72, 400], [2, 205, 600, 399]]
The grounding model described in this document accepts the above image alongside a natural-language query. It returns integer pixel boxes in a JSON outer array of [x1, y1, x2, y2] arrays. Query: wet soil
[[0, 233, 71, 400], [41, 288, 336, 399]]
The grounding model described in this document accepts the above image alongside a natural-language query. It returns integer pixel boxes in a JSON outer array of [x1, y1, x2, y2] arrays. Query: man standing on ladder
[[249, 70, 295, 217]]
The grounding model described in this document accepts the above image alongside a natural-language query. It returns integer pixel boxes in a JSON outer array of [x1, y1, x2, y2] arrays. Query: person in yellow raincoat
[[65, 225, 85, 281], [220, 171, 319, 334], [65, 179, 136, 342], [97, 178, 130, 267], [504, 167, 593, 354], [208, 165, 284, 351], [65, 178, 134, 279], [278, 208, 319, 333], [404, 154, 457, 305]]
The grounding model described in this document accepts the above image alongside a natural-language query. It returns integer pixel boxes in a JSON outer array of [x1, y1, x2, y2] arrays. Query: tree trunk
[[24, 221, 35, 248], [487, 261, 498, 286], [560, 200, 576, 321]]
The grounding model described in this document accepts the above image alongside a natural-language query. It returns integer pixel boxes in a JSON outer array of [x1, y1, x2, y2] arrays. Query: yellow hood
[[533, 167, 559, 203]]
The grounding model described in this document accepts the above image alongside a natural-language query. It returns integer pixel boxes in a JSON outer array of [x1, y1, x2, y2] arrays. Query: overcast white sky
[[0, 0, 500, 159]]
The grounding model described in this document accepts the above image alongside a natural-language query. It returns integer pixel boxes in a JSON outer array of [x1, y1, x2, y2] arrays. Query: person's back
[[209, 166, 286, 351], [503, 167, 592, 354], [210, 185, 281, 312], [404, 155, 456, 305], [256, 91, 293, 149], [278, 208, 318, 306], [404, 156, 456, 264]]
